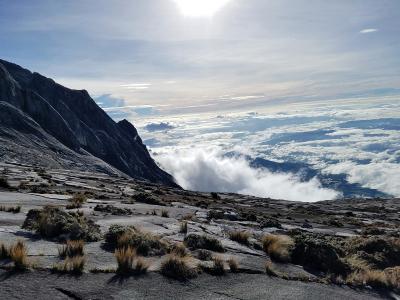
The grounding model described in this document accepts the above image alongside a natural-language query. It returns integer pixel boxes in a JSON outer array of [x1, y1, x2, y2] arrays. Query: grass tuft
[[161, 210, 169, 218], [262, 234, 294, 262], [0, 205, 21, 213], [160, 255, 197, 280], [10, 240, 29, 270], [228, 257, 239, 273], [114, 246, 149, 275], [66, 193, 87, 209], [58, 240, 85, 258], [184, 234, 225, 252], [229, 231, 251, 246], [179, 221, 188, 234], [53, 256, 86, 274]]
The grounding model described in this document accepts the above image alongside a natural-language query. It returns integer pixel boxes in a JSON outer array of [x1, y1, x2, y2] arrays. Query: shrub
[[66, 193, 87, 209], [22, 206, 102, 242], [228, 258, 239, 273], [10, 240, 29, 270], [58, 240, 85, 258], [197, 249, 213, 261], [180, 221, 188, 234], [0, 177, 10, 188], [229, 231, 251, 246], [210, 192, 220, 200], [105, 225, 167, 256], [184, 234, 225, 252], [161, 210, 169, 218], [160, 255, 197, 280], [262, 234, 294, 262], [133, 193, 164, 206], [171, 243, 189, 257], [0, 205, 21, 213]]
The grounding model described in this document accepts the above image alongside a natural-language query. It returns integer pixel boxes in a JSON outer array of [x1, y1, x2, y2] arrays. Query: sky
[[0, 0, 400, 118], [1, 0, 399, 201]]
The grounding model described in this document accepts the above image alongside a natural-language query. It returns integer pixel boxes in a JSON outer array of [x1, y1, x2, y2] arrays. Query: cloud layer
[[155, 148, 339, 202]]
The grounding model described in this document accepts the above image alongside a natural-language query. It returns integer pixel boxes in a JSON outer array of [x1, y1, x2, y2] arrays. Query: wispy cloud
[[360, 28, 378, 34], [119, 83, 152, 90]]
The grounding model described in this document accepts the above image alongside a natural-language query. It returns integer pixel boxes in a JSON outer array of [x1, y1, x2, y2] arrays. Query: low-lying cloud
[[155, 148, 339, 202]]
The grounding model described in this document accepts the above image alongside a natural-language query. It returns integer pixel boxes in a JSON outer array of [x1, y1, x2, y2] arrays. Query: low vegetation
[[184, 234, 225, 252], [22, 206, 102, 241], [66, 193, 87, 209], [262, 234, 294, 262], [197, 249, 213, 261], [179, 221, 188, 234], [10, 240, 29, 270], [227, 257, 239, 273], [0, 177, 10, 188], [0, 242, 10, 259], [0, 205, 21, 213], [53, 256, 86, 274], [161, 209, 169, 218], [229, 230, 251, 246], [170, 243, 189, 257], [115, 246, 149, 275], [58, 240, 85, 258], [105, 224, 167, 256], [160, 255, 197, 280]]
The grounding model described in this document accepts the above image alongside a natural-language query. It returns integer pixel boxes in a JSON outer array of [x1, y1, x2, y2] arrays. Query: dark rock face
[[0, 59, 176, 186]]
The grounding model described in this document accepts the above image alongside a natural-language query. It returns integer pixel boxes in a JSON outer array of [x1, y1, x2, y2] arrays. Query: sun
[[174, 0, 231, 18]]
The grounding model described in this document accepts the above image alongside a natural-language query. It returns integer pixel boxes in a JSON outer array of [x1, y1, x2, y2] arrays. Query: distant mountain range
[[249, 157, 388, 198], [0, 59, 177, 186]]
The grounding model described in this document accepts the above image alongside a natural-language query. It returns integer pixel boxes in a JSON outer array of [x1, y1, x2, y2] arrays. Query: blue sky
[[1, 0, 399, 117]]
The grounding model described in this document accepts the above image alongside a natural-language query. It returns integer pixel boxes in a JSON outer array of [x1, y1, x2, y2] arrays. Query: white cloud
[[360, 28, 378, 34], [155, 148, 339, 202], [324, 162, 400, 197]]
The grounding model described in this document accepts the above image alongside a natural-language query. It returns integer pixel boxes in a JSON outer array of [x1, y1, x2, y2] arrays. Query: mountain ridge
[[0, 59, 177, 186]]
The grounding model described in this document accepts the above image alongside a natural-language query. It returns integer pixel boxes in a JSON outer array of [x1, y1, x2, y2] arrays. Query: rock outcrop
[[0, 59, 176, 186]]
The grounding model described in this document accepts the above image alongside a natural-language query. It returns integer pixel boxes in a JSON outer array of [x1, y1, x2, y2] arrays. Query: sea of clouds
[[138, 97, 400, 201]]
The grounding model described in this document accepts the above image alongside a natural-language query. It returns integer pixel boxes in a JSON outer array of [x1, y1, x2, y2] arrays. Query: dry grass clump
[[66, 193, 87, 209], [262, 234, 294, 262], [114, 246, 149, 275], [184, 234, 225, 252], [346, 267, 400, 290], [229, 231, 251, 246], [0, 205, 21, 213], [181, 213, 196, 221], [201, 256, 226, 276], [227, 257, 239, 273], [53, 256, 86, 274], [10, 240, 29, 270], [58, 240, 85, 258], [171, 243, 190, 257], [160, 255, 197, 280], [161, 210, 169, 218], [179, 221, 188, 234]]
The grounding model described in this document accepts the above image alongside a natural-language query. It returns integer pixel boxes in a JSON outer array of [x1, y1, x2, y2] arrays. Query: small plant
[[180, 221, 188, 234], [0, 205, 21, 213], [54, 256, 86, 274], [211, 256, 226, 275], [0, 177, 10, 188], [161, 210, 169, 218], [229, 231, 251, 246], [262, 234, 294, 262], [151, 210, 157, 216], [58, 240, 85, 258], [160, 255, 197, 280], [228, 257, 239, 273], [210, 192, 220, 200], [10, 240, 29, 270], [181, 213, 195, 221], [66, 193, 87, 209], [171, 243, 189, 257], [197, 249, 213, 261], [115, 246, 149, 275], [184, 234, 225, 252]]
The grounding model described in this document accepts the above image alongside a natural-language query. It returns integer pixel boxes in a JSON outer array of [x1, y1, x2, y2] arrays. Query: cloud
[[145, 122, 175, 132], [155, 148, 339, 202], [360, 28, 378, 34], [324, 162, 400, 197]]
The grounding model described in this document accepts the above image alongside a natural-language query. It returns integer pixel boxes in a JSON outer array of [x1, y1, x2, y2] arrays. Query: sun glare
[[174, 0, 231, 18]]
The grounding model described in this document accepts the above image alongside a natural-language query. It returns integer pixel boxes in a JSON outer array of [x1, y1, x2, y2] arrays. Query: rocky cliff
[[0, 59, 177, 186]]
